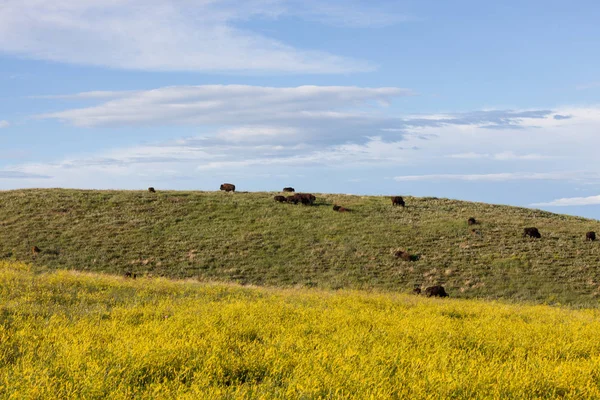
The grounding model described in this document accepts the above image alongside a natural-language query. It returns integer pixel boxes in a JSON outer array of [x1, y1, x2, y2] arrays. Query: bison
[[294, 193, 316, 205], [413, 287, 422, 295], [523, 227, 541, 239], [124, 272, 137, 279], [274, 195, 286, 203], [586, 231, 596, 241], [425, 285, 449, 298], [283, 187, 295, 193], [392, 196, 405, 207], [333, 205, 349, 212], [286, 195, 299, 204], [467, 217, 477, 225], [394, 250, 418, 262], [148, 187, 156, 193], [220, 183, 235, 192]]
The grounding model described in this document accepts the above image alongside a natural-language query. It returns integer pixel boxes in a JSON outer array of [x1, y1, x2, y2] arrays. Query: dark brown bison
[[394, 250, 419, 262], [425, 285, 448, 298], [274, 195, 286, 203], [586, 231, 596, 241], [220, 183, 235, 192], [31, 246, 41, 255], [286, 195, 299, 204], [467, 217, 477, 225], [294, 193, 316, 205], [124, 272, 137, 279], [148, 187, 156, 193], [283, 187, 295, 193], [392, 196, 405, 207], [413, 287, 422, 295], [333, 205, 350, 212], [523, 227, 541, 239]]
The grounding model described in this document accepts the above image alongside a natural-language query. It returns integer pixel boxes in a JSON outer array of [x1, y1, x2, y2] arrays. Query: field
[[1, 189, 600, 306], [2, 261, 600, 399]]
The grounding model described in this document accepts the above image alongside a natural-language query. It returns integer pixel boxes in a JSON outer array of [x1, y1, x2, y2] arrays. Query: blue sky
[[1, 0, 600, 218]]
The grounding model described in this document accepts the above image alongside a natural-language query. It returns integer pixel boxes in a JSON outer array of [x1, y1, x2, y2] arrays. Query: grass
[[2, 261, 600, 399], [1, 189, 600, 306]]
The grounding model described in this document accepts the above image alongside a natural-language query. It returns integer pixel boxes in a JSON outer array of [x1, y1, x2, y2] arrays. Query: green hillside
[[1, 189, 600, 306]]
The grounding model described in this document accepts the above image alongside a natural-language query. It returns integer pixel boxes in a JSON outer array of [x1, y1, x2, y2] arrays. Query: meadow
[[2, 189, 600, 306], [2, 261, 600, 399]]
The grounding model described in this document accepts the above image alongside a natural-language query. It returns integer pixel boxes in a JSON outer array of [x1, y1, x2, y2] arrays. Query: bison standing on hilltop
[[286, 195, 299, 204], [283, 187, 295, 193], [523, 227, 541, 239], [392, 196, 405, 207], [289, 193, 315, 205], [586, 231, 596, 241], [274, 195, 286, 203], [425, 285, 449, 298], [148, 187, 156, 193], [220, 183, 235, 192]]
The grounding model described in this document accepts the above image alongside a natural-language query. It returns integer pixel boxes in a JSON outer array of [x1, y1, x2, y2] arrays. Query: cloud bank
[[0, 0, 402, 73], [532, 195, 600, 207]]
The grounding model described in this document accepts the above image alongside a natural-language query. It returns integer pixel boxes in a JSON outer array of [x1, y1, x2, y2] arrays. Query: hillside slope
[[1, 189, 600, 305], [2, 261, 600, 399]]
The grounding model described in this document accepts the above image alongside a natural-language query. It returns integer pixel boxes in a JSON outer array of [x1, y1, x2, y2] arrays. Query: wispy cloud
[[37, 85, 413, 129], [532, 195, 600, 207], [0, 0, 405, 73], [394, 172, 584, 182], [447, 152, 551, 160], [0, 120, 9, 129], [576, 82, 600, 90], [0, 171, 51, 179]]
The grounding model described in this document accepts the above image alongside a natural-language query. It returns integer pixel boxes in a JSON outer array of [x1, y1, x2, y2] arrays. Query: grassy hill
[[1, 189, 600, 306], [2, 261, 600, 399]]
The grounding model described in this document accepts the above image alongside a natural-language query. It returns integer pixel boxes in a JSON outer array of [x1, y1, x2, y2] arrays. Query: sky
[[1, 0, 600, 218]]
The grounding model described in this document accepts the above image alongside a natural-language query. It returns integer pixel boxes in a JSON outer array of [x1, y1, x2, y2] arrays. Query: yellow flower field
[[1, 260, 600, 399]]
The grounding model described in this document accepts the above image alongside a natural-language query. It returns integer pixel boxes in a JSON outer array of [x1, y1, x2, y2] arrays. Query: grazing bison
[[283, 187, 295, 193], [392, 196, 405, 207], [274, 195, 286, 203], [468, 217, 477, 225], [394, 250, 417, 262], [293, 193, 316, 205], [31, 246, 41, 255], [413, 287, 422, 295], [220, 183, 235, 192], [586, 231, 596, 241], [523, 227, 541, 239], [148, 187, 156, 193], [124, 272, 137, 279], [333, 205, 341, 211], [425, 285, 449, 298], [286, 195, 299, 204]]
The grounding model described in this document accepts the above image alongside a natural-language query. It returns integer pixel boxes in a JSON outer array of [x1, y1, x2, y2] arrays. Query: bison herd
[[133, 183, 600, 298]]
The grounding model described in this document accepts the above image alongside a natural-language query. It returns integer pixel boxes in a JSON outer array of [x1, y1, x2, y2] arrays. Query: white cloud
[[0, 0, 403, 73], [0, 170, 50, 179], [37, 85, 412, 130], [393, 172, 584, 182], [576, 82, 600, 90], [532, 195, 600, 207], [0, 120, 9, 128], [447, 152, 550, 160]]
